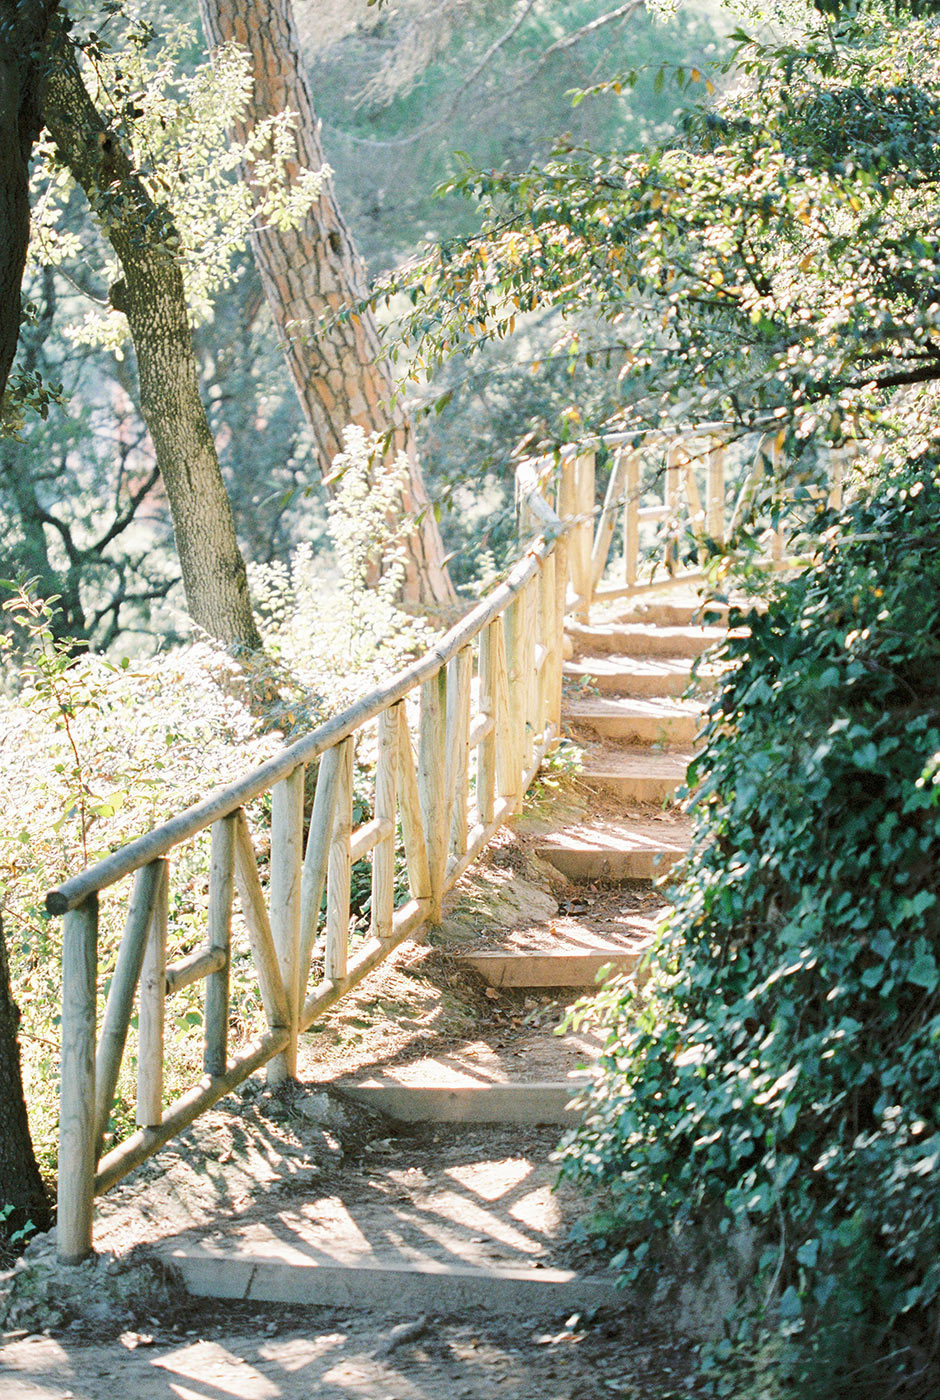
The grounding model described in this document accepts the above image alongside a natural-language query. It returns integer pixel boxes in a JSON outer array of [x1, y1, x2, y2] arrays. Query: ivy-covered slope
[[559, 463, 940, 1396]]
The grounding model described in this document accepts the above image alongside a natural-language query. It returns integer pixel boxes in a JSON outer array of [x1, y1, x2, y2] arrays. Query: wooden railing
[[47, 429, 846, 1264], [549, 429, 849, 616], [47, 463, 570, 1264]]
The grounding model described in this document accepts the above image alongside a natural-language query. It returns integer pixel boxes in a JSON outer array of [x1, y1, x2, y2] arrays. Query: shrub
[[558, 457, 940, 1396]]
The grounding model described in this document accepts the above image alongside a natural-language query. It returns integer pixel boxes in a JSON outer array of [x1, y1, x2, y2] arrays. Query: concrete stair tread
[[564, 655, 716, 696], [566, 620, 727, 659], [580, 744, 692, 779], [159, 1116, 619, 1313], [164, 1240, 621, 1313], [567, 694, 702, 720], [565, 694, 704, 747], [538, 812, 692, 853], [536, 814, 691, 880], [333, 1080, 582, 1122], [461, 948, 644, 988]]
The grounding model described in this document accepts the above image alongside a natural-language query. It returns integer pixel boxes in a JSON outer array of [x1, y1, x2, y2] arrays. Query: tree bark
[[197, 0, 456, 610], [0, 0, 59, 404], [41, 24, 263, 651], [0, 915, 51, 1241]]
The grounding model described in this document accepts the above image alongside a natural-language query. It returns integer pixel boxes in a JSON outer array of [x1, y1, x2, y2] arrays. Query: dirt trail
[[0, 1300, 698, 1400]]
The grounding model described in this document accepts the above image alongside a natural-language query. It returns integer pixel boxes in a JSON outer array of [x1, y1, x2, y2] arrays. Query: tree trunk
[[0, 0, 59, 404], [0, 916, 51, 1242], [41, 25, 263, 652], [197, 0, 456, 610]]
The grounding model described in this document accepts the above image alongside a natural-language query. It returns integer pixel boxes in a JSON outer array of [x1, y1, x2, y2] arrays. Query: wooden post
[[298, 745, 343, 990], [418, 670, 447, 923], [521, 578, 537, 768], [502, 594, 526, 802], [624, 451, 640, 586], [137, 861, 168, 1129], [445, 647, 472, 865], [396, 704, 431, 902], [325, 736, 354, 982], [665, 441, 683, 573], [573, 451, 595, 620], [551, 534, 568, 732], [707, 442, 725, 543], [94, 861, 163, 1154], [476, 622, 498, 826], [268, 765, 304, 1084], [372, 709, 398, 941], [492, 616, 517, 807], [203, 814, 236, 1078], [58, 893, 98, 1263], [591, 447, 628, 589], [539, 552, 557, 742]]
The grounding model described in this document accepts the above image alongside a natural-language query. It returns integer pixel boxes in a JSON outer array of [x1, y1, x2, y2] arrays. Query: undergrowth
[[0, 430, 437, 1175], [559, 456, 940, 1397]]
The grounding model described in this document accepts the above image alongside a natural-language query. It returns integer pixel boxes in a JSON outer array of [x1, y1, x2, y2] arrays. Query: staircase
[[147, 590, 720, 1315]]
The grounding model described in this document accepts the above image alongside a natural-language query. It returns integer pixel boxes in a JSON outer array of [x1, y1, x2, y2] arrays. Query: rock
[[0, 1233, 183, 1338]]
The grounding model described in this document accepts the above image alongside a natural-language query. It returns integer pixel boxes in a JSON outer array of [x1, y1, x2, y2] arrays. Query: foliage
[[382, 5, 940, 473], [249, 427, 436, 716], [558, 457, 940, 1396], [31, 17, 327, 346]]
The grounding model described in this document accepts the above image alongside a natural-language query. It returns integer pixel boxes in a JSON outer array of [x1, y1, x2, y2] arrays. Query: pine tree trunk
[[42, 26, 263, 652], [0, 0, 59, 403], [0, 916, 51, 1241], [197, 0, 456, 610]]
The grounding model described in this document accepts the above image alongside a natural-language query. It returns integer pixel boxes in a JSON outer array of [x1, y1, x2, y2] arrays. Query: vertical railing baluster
[[94, 860, 164, 1156], [298, 745, 343, 992], [591, 446, 628, 589], [373, 709, 398, 941], [204, 813, 236, 1078], [397, 703, 432, 902], [503, 595, 525, 800], [624, 451, 640, 587], [665, 440, 682, 573], [551, 532, 568, 733], [58, 892, 98, 1263], [137, 861, 168, 1127], [446, 646, 472, 864], [476, 622, 498, 826], [418, 670, 448, 922], [539, 552, 557, 743], [326, 736, 354, 981], [269, 765, 304, 1084], [707, 441, 725, 543]]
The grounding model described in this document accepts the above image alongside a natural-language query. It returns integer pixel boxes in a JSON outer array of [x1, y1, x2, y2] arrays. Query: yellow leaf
[[705, 78, 716, 95], [800, 253, 813, 272], [690, 68, 701, 82]]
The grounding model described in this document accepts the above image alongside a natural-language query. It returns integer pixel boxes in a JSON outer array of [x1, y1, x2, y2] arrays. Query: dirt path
[[0, 1299, 699, 1399]]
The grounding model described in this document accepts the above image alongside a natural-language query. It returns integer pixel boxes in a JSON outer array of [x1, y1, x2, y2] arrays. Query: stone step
[[536, 814, 690, 882], [461, 950, 642, 988], [566, 694, 703, 746], [565, 620, 726, 660], [165, 1242, 622, 1316], [334, 1079, 578, 1123], [580, 746, 691, 804], [564, 655, 715, 697], [615, 599, 731, 628]]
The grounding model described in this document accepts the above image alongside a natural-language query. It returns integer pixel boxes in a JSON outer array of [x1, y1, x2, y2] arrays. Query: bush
[[558, 458, 940, 1396]]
